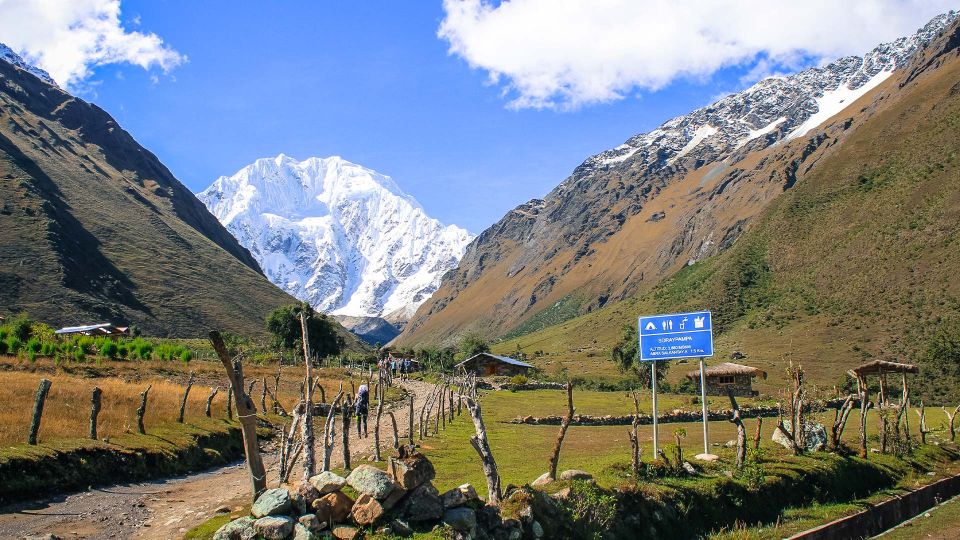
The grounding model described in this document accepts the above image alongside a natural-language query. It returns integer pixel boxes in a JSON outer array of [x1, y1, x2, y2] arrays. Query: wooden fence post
[[226, 384, 234, 420], [27, 379, 52, 445], [300, 310, 316, 482], [178, 373, 195, 423], [461, 395, 501, 504], [548, 381, 575, 480], [209, 331, 267, 501], [408, 394, 415, 445], [341, 400, 351, 470], [373, 374, 384, 461], [727, 388, 747, 469], [136, 385, 152, 434], [205, 386, 220, 417], [89, 386, 102, 440], [260, 377, 267, 414]]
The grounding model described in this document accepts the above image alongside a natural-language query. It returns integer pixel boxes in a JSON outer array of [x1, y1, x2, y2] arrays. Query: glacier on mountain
[[581, 11, 958, 176], [198, 155, 474, 321]]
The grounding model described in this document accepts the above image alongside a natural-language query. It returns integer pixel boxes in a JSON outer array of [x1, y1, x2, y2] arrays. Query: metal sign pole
[[651, 361, 659, 457], [699, 357, 709, 455]]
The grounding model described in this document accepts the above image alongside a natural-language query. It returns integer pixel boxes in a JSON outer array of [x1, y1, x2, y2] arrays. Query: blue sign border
[[638, 310, 714, 362]]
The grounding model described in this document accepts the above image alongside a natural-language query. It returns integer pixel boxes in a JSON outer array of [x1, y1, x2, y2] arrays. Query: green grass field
[[406, 388, 953, 498]]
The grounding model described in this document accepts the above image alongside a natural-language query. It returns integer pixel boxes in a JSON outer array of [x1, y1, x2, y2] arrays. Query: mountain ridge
[[396, 10, 959, 347], [0, 52, 361, 346], [198, 155, 474, 322]]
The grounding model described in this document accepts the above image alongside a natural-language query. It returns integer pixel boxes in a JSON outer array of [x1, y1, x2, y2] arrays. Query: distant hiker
[[403, 358, 412, 379], [355, 384, 369, 438]]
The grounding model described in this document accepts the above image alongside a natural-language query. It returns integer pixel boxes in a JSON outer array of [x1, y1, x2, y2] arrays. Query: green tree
[[266, 303, 344, 360], [610, 324, 668, 388], [458, 333, 490, 361]]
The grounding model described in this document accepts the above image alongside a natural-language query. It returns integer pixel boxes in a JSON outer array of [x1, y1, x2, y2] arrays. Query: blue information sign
[[638, 311, 714, 361]]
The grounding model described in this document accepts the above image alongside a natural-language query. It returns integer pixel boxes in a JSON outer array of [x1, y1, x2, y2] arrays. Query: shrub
[[0, 340, 7, 355], [5, 337, 22, 354], [179, 349, 192, 363], [99, 341, 119, 358], [566, 480, 618, 540], [8, 313, 33, 342], [26, 337, 41, 354], [509, 374, 528, 386], [73, 347, 86, 362]]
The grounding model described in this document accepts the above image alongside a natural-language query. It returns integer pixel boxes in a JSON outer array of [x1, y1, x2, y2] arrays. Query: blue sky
[[2, 1, 954, 233]]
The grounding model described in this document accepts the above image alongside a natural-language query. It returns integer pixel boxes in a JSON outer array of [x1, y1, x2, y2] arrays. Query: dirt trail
[[0, 379, 437, 540]]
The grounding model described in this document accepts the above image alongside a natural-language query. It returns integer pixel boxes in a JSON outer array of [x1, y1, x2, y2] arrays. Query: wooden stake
[[753, 417, 763, 451], [830, 394, 855, 450], [300, 309, 316, 481], [209, 331, 267, 501], [916, 402, 930, 445], [943, 405, 960, 442], [177, 373, 195, 423], [387, 411, 400, 448], [373, 374, 384, 462], [89, 386, 102, 440], [726, 388, 746, 469], [205, 386, 220, 417], [136, 385, 152, 434], [226, 384, 233, 420], [408, 394, 415, 445], [322, 386, 344, 471], [28, 379, 52, 445], [341, 400, 351, 470], [548, 381, 574, 480], [461, 395, 501, 504], [260, 377, 267, 414]]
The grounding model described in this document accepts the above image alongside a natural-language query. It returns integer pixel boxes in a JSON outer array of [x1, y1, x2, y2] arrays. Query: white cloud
[[0, 0, 184, 89], [438, 0, 957, 109]]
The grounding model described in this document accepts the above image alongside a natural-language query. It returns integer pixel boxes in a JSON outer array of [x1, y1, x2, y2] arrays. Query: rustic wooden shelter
[[54, 323, 129, 337], [686, 362, 767, 397], [455, 353, 533, 377], [848, 360, 919, 407]]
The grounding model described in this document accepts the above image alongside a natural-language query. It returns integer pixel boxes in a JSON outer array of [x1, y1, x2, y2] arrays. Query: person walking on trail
[[403, 358, 411, 380], [355, 384, 369, 438]]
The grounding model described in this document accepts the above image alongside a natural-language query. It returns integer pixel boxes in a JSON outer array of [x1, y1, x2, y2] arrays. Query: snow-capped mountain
[[582, 11, 957, 174], [198, 155, 474, 321], [0, 43, 57, 86]]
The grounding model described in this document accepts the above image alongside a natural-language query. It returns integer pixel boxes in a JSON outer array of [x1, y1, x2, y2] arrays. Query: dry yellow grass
[[0, 356, 385, 447]]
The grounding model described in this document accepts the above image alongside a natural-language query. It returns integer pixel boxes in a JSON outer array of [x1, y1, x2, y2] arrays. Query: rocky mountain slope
[[0, 45, 359, 343], [397, 11, 959, 347], [198, 156, 473, 323], [491, 15, 960, 399]]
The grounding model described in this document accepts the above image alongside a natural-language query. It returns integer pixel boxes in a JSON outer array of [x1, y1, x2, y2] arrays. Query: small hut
[[54, 323, 129, 337], [455, 353, 533, 377], [686, 362, 767, 397]]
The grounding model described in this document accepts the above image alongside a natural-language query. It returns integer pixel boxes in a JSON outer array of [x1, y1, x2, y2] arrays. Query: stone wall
[[694, 374, 756, 397]]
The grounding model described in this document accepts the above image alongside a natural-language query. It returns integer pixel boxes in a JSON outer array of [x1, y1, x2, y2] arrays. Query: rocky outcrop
[[213, 446, 527, 539]]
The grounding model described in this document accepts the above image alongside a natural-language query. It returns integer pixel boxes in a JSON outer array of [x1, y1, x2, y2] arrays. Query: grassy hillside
[[496, 29, 960, 400]]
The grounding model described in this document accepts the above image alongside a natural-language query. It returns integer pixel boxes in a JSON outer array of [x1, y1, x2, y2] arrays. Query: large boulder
[[352, 492, 387, 526], [443, 507, 478, 533], [347, 465, 396, 500], [559, 470, 593, 482], [332, 525, 360, 540], [381, 484, 407, 511], [442, 483, 480, 509], [402, 482, 444, 522], [253, 516, 295, 540], [298, 480, 322, 506], [298, 513, 324, 532], [772, 420, 828, 452], [388, 445, 436, 490], [292, 523, 316, 540], [309, 471, 347, 495], [313, 491, 354, 524], [213, 516, 256, 540], [251, 488, 292, 518], [530, 472, 552, 487]]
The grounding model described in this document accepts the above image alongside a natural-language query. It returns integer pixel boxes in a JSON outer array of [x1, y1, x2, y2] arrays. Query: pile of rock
[[213, 446, 523, 539]]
